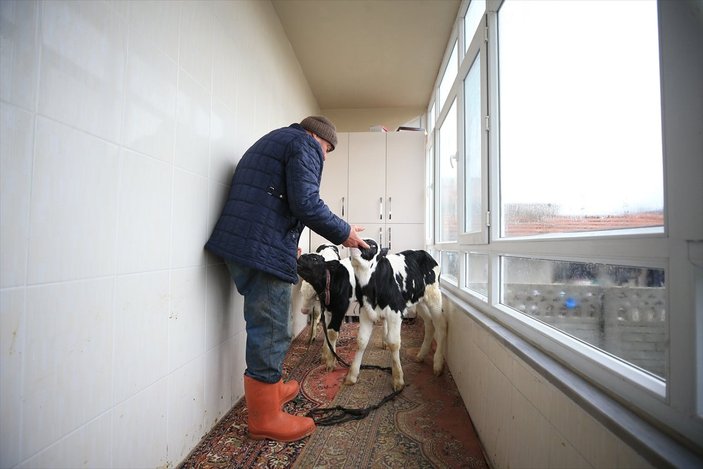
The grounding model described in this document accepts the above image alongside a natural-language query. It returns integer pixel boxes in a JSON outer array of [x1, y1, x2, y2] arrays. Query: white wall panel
[[38, 0, 126, 143], [122, 32, 177, 163], [28, 117, 119, 284], [113, 272, 169, 404], [0, 104, 33, 288], [22, 279, 114, 459], [167, 356, 206, 465], [112, 379, 169, 469], [175, 70, 211, 177], [170, 168, 209, 269], [116, 148, 172, 274], [169, 266, 208, 372]]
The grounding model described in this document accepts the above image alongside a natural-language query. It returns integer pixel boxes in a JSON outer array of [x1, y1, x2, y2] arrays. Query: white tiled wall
[[0, 1, 318, 467], [444, 298, 653, 469]]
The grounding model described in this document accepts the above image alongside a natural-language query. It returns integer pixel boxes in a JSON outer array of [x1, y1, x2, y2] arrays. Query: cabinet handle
[[379, 197, 383, 220], [379, 227, 383, 248], [341, 197, 345, 217], [388, 196, 392, 220], [387, 226, 392, 251]]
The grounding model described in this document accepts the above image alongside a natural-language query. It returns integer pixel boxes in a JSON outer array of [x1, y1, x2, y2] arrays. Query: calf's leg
[[321, 328, 339, 371], [426, 289, 447, 376], [309, 303, 321, 344], [382, 319, 388, 349], [320, 311, 339, 370], [345, 307, 374, 386], [414, 303, 435, 363], [385, 311, 405, 391]]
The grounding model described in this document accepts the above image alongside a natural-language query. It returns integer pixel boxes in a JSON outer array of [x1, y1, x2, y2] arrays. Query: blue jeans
[[226, 261, 292, 384]]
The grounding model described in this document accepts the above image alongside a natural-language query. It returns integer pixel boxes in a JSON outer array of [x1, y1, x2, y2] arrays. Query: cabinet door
[[348, 132, 387, 224], [386, 223, 425, 252], [386, 132, 425, 224], [320, 132, 349, 220], [310, 133, 349, 252]]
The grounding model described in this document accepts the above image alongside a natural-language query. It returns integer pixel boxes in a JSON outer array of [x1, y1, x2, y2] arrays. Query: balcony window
[[498, 0, 663, 238]]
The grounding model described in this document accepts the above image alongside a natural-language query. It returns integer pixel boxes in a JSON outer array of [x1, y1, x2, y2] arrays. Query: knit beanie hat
[[300, 115, 337, 151]]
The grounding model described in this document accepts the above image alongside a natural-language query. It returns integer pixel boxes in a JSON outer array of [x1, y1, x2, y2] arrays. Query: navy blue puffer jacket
[[205, 123, 350, 283]]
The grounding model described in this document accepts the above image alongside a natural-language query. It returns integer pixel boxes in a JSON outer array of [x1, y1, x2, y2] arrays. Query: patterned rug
[[179, 318, 488, 468]]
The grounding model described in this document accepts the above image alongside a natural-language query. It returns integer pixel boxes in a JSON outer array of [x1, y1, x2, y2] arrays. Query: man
[[205, 116, 368, 442]]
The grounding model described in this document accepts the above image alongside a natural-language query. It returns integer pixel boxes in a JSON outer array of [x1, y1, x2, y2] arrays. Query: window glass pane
[[441, 251, 459, 285], [464, 52, 482, 234], [438, 42, 457, 110], [438, 100, 458, 242], [501, 256, 667, 380], [498, 0, 663, 237], [465, 252, 488, 299], [464, 0, 486, 50], [426, 144, 434, 243]]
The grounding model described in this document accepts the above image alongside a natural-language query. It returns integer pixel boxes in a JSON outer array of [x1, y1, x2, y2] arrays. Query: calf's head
[[349, 238, 378, 262], [349, 239, 380, 278], [297, 253, 327, 289]]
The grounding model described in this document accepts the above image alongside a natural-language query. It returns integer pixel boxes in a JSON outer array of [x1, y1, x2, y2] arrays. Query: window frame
[[436, 98, 458, 244], [426, 0, 703, 447], [458, 15, 488, 246]]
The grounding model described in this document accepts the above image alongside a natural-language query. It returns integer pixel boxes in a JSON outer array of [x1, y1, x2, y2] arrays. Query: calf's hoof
[[392, 380, 405, 392]]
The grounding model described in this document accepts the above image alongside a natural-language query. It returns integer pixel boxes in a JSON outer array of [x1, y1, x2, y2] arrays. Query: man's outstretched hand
[[342, 225, 369, 249]]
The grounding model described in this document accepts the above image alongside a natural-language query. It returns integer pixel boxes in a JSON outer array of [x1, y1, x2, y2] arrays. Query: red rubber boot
[[244, 375, 315, 442]]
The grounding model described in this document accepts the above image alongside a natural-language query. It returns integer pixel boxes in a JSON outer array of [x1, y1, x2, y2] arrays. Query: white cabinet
[[310, 131, 425, 254], [319, 132, 349, 220]]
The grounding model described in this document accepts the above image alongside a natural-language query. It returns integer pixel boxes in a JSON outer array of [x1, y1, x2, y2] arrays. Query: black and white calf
[[297, 252, 356, 371], [299, 244, 341, 344], [349, 239, 446, 392]]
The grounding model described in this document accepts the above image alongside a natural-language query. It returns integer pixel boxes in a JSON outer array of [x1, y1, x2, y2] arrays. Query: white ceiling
[[271, 0, 461, 110]]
